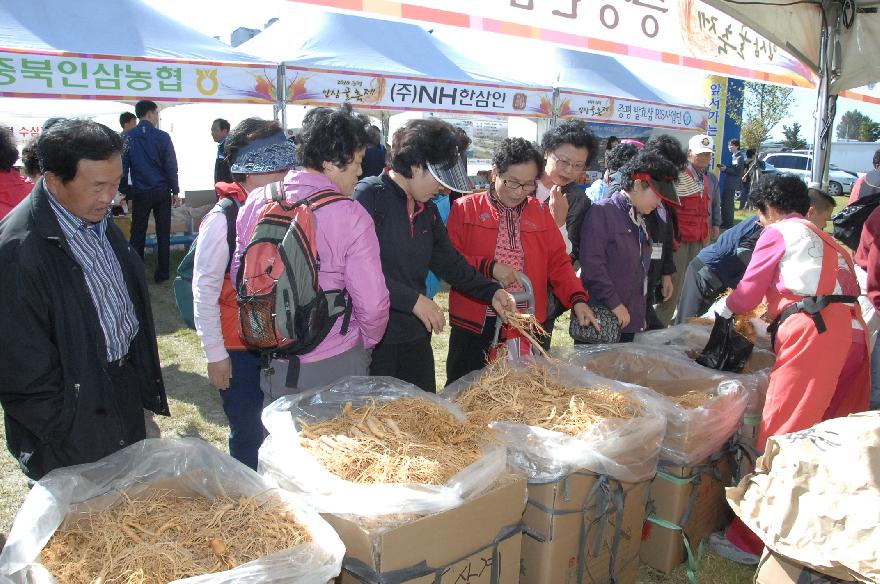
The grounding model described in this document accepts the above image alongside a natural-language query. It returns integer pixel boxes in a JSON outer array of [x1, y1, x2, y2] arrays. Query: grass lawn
[[0, 246, 763, 583]]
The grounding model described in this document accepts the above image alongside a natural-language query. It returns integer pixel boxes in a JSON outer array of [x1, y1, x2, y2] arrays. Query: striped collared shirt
[[46, 193, 139, 361]]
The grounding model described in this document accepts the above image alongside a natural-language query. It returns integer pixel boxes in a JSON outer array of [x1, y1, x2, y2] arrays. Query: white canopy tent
[[700, 0, 880, 182], [0, 0, 277, 104]]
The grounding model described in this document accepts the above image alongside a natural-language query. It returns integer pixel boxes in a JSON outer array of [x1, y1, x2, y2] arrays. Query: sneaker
[[709, 531, 761, 565]]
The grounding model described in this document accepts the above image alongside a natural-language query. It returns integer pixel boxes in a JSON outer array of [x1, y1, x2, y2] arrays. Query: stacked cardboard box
[[520, 470, 650, 584], [327, 478, 527, 584], [640, 455, 732, 573], [755, 551, 858, 583]]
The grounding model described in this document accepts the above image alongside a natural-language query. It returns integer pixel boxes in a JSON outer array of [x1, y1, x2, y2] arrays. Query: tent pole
[[550, 87, 560, 130], [811, 7, 838, 186], [276, 63, 288, 130]]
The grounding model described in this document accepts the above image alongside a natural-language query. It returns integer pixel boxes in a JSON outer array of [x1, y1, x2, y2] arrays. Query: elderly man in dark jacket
[[0, 119, 168, 480]]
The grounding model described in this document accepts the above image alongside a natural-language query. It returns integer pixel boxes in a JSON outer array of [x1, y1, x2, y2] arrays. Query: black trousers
[[721, 190, 737, 228], [370, 336, 437, 393], [129, 189, 172, 281], [446, 320, 498, 387], [675, 257, 723, 324]]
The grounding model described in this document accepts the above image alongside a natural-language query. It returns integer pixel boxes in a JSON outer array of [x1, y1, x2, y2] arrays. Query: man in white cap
[[655, 133, 721, 325]]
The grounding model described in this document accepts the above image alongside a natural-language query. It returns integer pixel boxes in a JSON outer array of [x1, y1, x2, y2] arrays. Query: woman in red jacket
[[0, 128, 32, 220], [445, 138, 598, 383]]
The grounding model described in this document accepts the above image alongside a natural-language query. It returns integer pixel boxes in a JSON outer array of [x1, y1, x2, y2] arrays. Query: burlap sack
[[726, 412, 880, 583]]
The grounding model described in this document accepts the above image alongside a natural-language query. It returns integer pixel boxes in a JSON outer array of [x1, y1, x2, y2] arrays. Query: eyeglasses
[[500, 177, 538, 192], [550, 152, 588, 173]]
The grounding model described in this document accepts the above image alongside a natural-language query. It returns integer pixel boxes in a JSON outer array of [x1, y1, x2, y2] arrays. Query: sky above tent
[[143, 0, 880, 142]]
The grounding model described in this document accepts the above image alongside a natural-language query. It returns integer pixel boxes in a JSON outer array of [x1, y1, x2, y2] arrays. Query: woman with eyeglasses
[[444, 138, 599, 384], [579, 143, 684, 342]]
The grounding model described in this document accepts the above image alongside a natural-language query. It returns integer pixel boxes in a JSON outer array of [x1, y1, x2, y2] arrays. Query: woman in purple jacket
[[231, 106, 390, 402], [579, 143, 684, 341]]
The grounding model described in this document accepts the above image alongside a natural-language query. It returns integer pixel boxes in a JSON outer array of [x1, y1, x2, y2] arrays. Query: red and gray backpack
[[237, 182, 352, 367]]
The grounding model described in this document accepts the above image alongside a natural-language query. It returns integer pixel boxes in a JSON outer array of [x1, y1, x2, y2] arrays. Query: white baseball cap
[[688, 134, 714, 155]]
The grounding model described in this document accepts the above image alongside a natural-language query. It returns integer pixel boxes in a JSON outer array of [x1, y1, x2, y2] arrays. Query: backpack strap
[[302, 190, 351, 210], [266, 180, 285, 203], [216, 197, 241, 274]]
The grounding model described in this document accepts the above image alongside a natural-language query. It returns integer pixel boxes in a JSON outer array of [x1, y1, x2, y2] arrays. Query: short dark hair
[[492, 138, 544, 177], [37, 119, 123, 183], [750, 174, 810, 216], [729, 138, 741, 148], [134, 100, 158, 119], [225, 117, 283, 182], [873, 148, 880, 168], [21, 136, 40, 178], [391, 119, 463, 179], [619, 149, 681, 192], [213, 118, 230, 132], [746, 147, 757, 158], [298, 104, 369, 170], [366, 125, 382, 146], [0, 126, 18, 171], [540, 120, 599, 167], [808, 187, 835, 212], [605, 136, 620, 151], [605, 143, 640, 173], [119, 112, 136, 128], [645, 135, 688, 168]]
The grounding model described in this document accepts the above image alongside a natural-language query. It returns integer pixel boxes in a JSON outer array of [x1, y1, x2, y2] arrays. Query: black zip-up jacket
[[354, 173, 501, 344], [0, 179, 169, 480]]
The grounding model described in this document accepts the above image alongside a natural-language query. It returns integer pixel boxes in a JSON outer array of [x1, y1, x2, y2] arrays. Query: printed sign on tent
[[284, 66, 553, 117], [558, 91, 708, 131], [283, 0, 817, 87], [0, 51, 279, 104]]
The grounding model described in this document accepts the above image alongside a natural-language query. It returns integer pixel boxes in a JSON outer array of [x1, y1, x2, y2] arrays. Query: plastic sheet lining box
[[640, 454, 733, 574], [328, 477, 526, 584], [520, 470, 650, 584], [755, 551, 858, 583]]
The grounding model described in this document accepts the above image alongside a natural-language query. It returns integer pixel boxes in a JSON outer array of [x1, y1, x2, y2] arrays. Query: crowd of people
[[0, 103, 878, 567]]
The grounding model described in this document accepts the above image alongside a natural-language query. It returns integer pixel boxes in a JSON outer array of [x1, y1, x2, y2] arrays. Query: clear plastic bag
[[634, 324, 773, 415], [258, 376, 507, 516], [554, 345, 751, 466], [443, 360, 666, 483], [0, 438, 345, 584]]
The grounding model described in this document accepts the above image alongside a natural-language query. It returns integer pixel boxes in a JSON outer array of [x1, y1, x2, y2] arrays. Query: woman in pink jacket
[[231, 106, 390, 402]]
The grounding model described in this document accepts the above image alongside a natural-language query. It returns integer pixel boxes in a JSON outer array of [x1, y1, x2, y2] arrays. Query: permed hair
[[645, 135, 688, 168], [37, 119, 123, 183], [492, 138, 545, 177], [298, 104, 369, 171], [807, 187, 835, 212], [750, 174, 810, 216], [224, 117, 283, 179], [618, 149, 682, 192], [390, 119, 463, 179], [540, 120, 599, 167], [0, 125, 18, 171], [605, 143, 640, 174], [21, 136, 40, 178]]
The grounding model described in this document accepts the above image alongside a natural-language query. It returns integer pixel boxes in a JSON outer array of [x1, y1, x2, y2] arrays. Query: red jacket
[[677, 166, 712, 243], [0, 170, 33, 220], [446, 192, 588, 333], [855, 205, 880, 312]]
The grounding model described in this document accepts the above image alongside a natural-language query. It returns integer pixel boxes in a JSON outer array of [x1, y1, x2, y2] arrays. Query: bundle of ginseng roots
[[297, 397, 485, 485], [453, 356, 645, 434], [41, 489, 310, 584]]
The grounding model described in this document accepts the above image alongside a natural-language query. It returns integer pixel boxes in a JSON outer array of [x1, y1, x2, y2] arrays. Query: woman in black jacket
[[354, 119, 515, 392]]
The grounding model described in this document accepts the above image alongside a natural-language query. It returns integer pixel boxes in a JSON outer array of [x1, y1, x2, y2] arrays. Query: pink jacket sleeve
[[726, 226, 786, 314], [344, 206, 390, 349]]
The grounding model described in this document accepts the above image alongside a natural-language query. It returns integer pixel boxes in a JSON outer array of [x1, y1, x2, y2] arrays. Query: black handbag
[[569, 302, 621, 344], [695, 315, 754, 372]]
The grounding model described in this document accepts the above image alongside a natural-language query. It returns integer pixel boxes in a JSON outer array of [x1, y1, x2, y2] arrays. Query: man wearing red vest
[[656, 134, 721, 325]]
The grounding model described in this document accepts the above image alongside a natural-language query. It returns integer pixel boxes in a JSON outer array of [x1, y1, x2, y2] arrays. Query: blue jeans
[[872, 340, 880, 410], [220, 350, 265, 470]]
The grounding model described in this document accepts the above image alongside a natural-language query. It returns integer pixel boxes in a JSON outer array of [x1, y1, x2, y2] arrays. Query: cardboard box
[[755, 551, 857, 583], [640, 455, 732, 574], [326, 478, 526, 584], [520, 470, 649, 584]]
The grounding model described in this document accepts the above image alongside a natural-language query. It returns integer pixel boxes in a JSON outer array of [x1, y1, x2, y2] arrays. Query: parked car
[[761, 153, 857, 196]]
